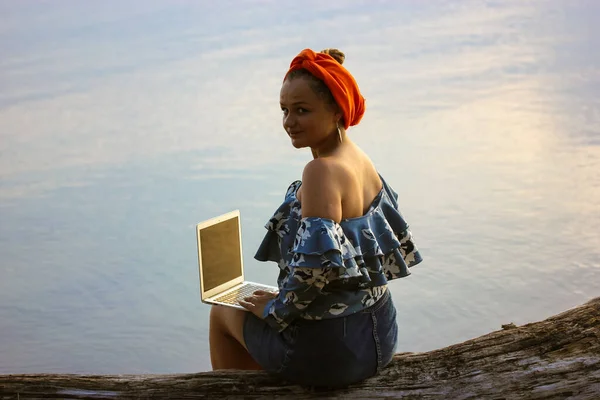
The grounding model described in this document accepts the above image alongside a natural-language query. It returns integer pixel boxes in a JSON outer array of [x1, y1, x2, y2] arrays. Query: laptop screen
[[199, 215, 243, 292]]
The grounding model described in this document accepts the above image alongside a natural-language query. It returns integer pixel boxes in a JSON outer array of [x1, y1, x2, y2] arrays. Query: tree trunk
[[1, 297, 599, 399]]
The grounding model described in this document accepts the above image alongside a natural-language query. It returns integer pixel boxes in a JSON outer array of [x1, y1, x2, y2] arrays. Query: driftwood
[[1, 297, 599, 399]]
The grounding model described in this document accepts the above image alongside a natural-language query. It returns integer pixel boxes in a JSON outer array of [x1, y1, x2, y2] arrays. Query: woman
[[209, 48, 423, 388]]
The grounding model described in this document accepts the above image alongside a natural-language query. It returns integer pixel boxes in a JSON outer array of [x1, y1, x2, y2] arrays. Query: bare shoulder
[[302, 157, 342, 182], [300, 158, 346, 222]]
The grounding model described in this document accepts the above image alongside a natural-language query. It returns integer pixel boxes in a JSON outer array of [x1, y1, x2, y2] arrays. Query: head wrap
[[284, 48, 365, 129]]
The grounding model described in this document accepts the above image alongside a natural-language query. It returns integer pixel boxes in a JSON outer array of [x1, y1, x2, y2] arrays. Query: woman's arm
[[260, 266, 331, 331], [299, 158, 343, 222], [241, 159, 344, 331]]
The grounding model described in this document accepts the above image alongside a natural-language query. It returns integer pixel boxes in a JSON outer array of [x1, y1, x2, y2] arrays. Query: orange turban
[[284, 48, 365, 129]]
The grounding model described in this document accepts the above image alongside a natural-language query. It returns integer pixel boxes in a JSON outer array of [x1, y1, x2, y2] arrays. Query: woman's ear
[[334, 111, 343, 125]]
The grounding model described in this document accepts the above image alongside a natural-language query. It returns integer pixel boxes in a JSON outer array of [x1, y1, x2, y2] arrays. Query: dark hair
[[285, 48, 346, 124]]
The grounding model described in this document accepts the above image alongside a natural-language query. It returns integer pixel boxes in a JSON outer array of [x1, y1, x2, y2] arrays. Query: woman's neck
[[311, 129, 348, 158]]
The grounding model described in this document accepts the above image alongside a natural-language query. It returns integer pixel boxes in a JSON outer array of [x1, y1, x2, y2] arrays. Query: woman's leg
[[209, 305, 262, 370]]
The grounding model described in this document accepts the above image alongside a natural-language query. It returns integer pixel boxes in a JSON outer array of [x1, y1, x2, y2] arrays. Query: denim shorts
[[243, 289, 398, 388]]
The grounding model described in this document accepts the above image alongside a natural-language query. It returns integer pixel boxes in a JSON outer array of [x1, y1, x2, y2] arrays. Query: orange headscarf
[[284, 48, 365, 130]]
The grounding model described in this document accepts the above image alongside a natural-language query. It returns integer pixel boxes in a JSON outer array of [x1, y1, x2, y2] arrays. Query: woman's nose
[[283, 114, 296, 130]]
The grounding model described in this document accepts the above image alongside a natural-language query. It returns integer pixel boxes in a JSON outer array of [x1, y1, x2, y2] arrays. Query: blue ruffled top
[[255, 174, 423, 332]]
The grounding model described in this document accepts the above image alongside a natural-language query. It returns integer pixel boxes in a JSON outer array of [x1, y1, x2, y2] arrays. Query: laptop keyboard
[[213, 284, 276, 306]]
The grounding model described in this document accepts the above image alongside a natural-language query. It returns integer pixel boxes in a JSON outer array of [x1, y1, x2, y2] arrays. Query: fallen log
[[1, 297, 599, 399]]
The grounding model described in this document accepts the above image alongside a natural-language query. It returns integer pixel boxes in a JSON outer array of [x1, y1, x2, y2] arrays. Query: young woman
[[209, 48, 423, 388]]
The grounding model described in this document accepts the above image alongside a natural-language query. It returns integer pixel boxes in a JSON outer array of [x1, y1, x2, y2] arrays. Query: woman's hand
[[239, 290, 278, 319]]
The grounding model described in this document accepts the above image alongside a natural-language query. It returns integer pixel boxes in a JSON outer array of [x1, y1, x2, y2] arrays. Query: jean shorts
[[243, 289, 398, 388]]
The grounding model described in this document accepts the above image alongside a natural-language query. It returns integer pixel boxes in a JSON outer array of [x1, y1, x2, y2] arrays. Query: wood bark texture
[[1, 297, 599, 399]]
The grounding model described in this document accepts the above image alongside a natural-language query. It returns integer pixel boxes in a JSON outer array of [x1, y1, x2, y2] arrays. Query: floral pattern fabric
[[255, 175, 423, 332]]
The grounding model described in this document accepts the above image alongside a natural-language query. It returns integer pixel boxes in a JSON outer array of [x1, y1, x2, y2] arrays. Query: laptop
[[196, 210, 278, 310]]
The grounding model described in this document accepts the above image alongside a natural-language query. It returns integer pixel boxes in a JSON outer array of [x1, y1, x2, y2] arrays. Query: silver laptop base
[[205, 281, 278, 310]]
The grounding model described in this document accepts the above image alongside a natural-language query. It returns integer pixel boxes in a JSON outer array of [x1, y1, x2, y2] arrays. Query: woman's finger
[[239, 299, 254, 310], [239, 299, 265, 319], [253, 290, 278, 298]]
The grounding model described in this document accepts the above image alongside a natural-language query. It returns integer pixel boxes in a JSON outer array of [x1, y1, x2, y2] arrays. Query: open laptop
[[196, 210, 277, 310]]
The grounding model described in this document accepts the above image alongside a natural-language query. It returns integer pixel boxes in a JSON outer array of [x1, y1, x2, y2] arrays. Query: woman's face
[[280, 77, 339, 149]]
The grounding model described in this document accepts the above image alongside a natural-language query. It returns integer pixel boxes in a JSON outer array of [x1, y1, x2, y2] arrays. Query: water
[[1, 0, 599, 374]]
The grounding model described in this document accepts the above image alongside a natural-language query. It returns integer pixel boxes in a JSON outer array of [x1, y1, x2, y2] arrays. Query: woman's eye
[[281, 107, 308, 115]]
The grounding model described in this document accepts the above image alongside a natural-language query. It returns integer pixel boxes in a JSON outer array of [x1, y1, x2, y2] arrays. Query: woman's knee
[[210, 306, 248, 341], [210, 305, 226, 329]]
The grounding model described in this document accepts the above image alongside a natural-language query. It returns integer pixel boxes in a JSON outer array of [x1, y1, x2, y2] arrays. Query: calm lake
[[1, 0, 599, 374]]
